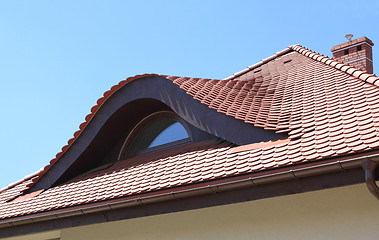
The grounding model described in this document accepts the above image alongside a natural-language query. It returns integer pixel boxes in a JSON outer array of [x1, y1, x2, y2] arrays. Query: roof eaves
[[2, 152, 378, 227], [290, 44, 379, 87], [223, 47, 293, 80]]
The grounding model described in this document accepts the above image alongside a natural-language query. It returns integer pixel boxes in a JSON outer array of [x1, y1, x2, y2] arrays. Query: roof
[[1, 44, 379, 222]]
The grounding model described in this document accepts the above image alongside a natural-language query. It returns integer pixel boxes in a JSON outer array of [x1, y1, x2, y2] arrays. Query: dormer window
[[119, 111, 191, 160]]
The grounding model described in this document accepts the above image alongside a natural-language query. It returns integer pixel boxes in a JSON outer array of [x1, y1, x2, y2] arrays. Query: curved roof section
[[26, 74, 285, 192], [14, 43, 379, 199]]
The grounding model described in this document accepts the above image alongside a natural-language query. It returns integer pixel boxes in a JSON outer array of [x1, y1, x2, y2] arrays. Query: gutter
[[362, 158, 379, 199], [1, 153, 378, 228]]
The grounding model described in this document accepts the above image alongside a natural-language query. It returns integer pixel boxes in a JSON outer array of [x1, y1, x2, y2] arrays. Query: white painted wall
[[1, 230, 60, 240], [61, 183, 379, 240]]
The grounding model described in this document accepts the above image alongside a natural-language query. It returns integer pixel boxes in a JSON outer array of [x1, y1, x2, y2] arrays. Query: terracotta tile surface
[[0, 178, 34, 204], [1, 44, 379, 220]]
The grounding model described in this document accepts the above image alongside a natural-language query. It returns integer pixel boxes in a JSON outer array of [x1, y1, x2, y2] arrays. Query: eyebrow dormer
[[25, 75, 285, 193]]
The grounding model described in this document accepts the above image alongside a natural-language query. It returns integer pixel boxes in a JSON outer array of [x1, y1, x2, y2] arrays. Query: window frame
[[118, 111, 192, 160]]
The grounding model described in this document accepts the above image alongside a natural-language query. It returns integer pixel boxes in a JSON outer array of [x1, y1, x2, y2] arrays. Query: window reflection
[[119, 111, 191, 160]]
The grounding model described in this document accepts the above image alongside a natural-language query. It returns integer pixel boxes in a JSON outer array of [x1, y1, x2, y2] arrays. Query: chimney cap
[[331, 36, 374, 52]]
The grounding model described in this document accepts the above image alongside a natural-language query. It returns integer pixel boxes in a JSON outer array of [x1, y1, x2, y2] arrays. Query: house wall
[[60, 183, 379, 240], [3, 183, 379, 240]]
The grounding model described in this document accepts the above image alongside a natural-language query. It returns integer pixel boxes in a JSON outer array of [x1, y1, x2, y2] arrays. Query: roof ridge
[[290, 44, 379, 87], [223, 47, 293, 80]]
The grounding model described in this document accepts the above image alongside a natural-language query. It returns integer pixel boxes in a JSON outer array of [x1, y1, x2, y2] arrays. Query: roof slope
[[1, 44, 379, 221]]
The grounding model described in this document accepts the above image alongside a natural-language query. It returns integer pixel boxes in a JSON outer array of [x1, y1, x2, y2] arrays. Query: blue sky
[[0, 0, 378, 189]]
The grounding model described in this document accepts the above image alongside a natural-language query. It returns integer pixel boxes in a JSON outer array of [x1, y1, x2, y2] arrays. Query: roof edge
[[2, 152, 378, 227], [290, 44, 379, 87], [223, 47, 293, 80], [0, 170, 40, 193], [24, 74, 161, 191]]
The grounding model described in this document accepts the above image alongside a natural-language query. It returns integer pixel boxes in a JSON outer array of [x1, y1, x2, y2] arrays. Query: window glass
[[149, 121, 189, 148], [119, 111, 191, 159]]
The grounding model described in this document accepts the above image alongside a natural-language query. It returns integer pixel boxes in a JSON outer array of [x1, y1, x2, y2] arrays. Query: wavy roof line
[[25, 74, 161, 188], [24, 43, 379, 190]]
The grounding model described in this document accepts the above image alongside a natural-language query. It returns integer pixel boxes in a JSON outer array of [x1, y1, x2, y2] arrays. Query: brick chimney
[[331, 36, 374, 73]]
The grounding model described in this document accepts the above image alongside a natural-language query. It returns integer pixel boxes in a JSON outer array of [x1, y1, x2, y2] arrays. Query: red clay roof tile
[[2, 43, 379, 220]]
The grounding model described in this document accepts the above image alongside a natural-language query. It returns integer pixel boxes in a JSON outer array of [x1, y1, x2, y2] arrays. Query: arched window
[[119, 111, 191, 160]]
